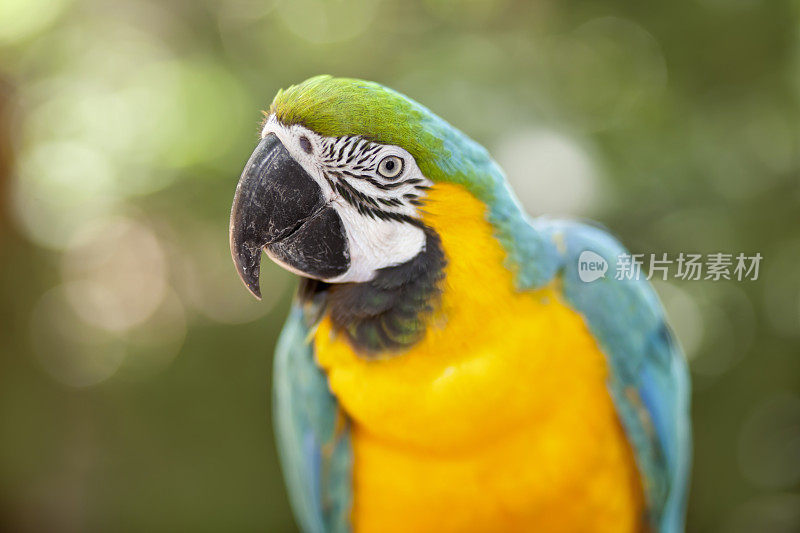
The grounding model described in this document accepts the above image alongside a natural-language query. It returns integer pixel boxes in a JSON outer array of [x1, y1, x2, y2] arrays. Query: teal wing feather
[[532, 219, 692, 533], [273, 304, 352, 533]]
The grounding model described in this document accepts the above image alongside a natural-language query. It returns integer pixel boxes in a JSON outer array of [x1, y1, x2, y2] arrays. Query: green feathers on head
[[271, 76, 423, 143], [270, 75, 492, 193]]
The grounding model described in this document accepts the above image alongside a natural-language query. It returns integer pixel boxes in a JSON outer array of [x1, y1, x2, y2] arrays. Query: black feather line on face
[[339, 169, 373, 180], [377, 197, 404, 207], [358, 145, 381, 164], [325, 167, 426, 222], [329, 172, 381, 208], [297, 228, 446, 356], [364, 177, 405, 190], [335, 140, 346, 161]]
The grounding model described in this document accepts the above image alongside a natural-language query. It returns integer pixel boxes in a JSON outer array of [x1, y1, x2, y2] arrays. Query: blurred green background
[[0, 0, 798, 531]]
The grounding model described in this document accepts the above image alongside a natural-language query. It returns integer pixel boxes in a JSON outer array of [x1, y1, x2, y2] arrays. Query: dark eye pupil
[[385, 160, 395, 170]]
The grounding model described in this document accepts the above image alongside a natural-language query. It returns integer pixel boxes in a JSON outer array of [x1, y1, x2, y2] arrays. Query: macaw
[[229, 76, 691, 533]]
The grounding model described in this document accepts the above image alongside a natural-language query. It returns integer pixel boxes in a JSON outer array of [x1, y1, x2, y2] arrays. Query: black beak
[[229, 133, 349, 298]]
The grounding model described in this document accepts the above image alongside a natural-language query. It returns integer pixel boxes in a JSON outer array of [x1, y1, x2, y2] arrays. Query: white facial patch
[[261, 115, 433, 283]]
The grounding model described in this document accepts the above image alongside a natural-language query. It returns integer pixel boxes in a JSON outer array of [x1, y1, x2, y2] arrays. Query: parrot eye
[[377, 155, 404, 179]]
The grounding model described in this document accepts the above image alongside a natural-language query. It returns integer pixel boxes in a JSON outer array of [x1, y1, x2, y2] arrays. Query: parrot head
[[230, 75, 503, 300]]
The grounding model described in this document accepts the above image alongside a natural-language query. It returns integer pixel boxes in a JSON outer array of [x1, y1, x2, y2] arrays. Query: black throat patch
[[298, 228, 446, 357]]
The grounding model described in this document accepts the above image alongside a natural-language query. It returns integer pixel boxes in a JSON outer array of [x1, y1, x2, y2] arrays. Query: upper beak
[[229, 133, 326, 299]]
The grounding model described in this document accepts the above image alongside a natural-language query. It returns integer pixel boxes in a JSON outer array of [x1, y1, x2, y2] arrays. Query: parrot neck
[[297, 227, 446, 356]]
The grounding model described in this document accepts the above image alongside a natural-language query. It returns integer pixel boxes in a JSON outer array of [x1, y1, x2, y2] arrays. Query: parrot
[[228, 75, 691, 533]]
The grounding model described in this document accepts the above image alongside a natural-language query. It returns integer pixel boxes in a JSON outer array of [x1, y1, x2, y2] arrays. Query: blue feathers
[[273, 306, 352, 533]]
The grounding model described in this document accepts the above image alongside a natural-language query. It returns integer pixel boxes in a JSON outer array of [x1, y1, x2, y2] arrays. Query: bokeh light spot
[[0, 0, 71, 44], [494, 128, 600, 216], [61, 216, 168, 332], [30, 286, 127, 388]]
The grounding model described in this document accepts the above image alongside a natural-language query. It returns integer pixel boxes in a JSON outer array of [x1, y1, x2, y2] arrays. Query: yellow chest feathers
[[313, 184, 644, 532]]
